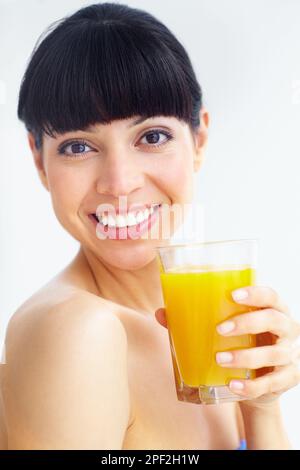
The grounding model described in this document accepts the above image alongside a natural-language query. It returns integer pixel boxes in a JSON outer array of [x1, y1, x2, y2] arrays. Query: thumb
[[155, 307, 168, 329]]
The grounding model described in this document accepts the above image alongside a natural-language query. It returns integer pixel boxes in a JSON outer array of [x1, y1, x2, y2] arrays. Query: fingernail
[[216, 352, 233, 364], [230, 380, 245, 391], [217, 320, 235, 334], [232, 289, 248, 301]]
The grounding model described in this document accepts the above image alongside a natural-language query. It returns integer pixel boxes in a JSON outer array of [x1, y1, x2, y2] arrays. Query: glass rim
[[156, 238, 259, 252]]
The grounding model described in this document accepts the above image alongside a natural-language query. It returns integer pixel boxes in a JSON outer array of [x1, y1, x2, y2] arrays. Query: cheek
[[157, 152, 194, 203], [46, 164, 90, 220]]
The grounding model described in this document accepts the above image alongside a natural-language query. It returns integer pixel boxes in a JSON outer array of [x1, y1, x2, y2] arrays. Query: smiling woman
[[17, 0, 208, 272], [1, 0, 297, 452]]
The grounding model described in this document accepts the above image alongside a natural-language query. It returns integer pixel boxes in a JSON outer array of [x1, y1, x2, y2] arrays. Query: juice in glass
[[158, 240, 258, 404]]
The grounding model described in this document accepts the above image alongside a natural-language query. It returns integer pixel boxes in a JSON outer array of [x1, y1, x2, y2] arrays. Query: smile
[[88, 203, 162, 240], [91, 203, 161, 228]]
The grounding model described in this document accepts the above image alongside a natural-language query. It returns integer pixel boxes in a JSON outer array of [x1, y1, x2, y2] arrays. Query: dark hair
[[17, 2, 203, 150]]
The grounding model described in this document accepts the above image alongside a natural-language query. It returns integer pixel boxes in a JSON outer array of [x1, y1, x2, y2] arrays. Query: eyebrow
[[129, 116, 149, 127], [82, 116, 149, 133]]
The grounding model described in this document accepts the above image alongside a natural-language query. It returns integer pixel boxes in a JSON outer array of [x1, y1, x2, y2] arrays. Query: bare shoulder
[[4, 283, 125, 361], [5, 288, 128, 365], [2, 289, 131, 449]]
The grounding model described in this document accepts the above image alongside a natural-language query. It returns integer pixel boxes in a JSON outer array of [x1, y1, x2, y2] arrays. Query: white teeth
[[107, 215, 116, 227], [116, 214, 127, 228], [96, 204, 160, 228], [101, 215, 108, 226], [135, 211, 145, 224], [126, 212, 137, 226]]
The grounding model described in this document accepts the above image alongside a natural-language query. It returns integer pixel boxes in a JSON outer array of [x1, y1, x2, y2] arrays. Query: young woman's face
[[29, 113, 208, 270]]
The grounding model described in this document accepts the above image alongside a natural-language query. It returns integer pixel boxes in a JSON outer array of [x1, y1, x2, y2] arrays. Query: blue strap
[[236, 439, 247, 450]]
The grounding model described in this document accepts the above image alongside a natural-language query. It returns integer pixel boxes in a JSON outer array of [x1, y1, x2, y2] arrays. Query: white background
[[0, 0, 300, 448]]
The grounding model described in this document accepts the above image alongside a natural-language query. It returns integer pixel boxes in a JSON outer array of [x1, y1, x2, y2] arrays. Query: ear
[[27, 132, 49, 191], [193, 107, 210, 172]]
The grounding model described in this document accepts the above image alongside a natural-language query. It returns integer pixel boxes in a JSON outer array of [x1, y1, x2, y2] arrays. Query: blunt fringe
[[17, 2, 203, 149]]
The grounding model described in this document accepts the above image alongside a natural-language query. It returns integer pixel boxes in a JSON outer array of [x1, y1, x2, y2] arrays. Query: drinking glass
[[157, 239, 258, 404]]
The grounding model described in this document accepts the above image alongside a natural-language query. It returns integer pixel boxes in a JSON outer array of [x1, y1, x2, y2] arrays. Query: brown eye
[[140, 129, 173, 148], [58, 139, 94, 157], [69, 142, 86, 153]]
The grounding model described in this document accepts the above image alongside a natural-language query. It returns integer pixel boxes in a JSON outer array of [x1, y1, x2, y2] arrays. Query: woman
[[0, 2, 299, 450]]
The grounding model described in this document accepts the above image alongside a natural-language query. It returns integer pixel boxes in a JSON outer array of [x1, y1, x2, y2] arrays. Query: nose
[[96, 151, 145, 197]]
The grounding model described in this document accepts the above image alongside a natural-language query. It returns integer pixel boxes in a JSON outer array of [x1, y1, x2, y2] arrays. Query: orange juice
[[160, 265, 256, 387]]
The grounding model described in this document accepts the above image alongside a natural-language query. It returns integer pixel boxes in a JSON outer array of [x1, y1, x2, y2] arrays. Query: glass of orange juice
[[157, 239, 258, 405]]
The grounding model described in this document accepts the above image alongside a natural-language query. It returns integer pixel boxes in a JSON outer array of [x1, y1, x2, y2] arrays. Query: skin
[[1, 107, 299, 449]]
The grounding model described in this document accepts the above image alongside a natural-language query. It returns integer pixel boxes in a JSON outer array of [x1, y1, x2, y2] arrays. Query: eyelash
[[57, 128, 174, 159]]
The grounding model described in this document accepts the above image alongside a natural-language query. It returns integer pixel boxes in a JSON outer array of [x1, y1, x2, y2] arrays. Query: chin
[[98, 241, 160, 271]]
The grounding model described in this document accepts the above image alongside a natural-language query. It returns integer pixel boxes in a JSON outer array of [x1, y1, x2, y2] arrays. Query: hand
[[155, 286, 300, 408]]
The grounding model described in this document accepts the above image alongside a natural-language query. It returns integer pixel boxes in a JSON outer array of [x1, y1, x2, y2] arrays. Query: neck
[[75, 245, 164, 316]]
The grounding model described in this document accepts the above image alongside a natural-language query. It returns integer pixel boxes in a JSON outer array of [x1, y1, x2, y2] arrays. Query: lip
[[88, 204, 162, 240]]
